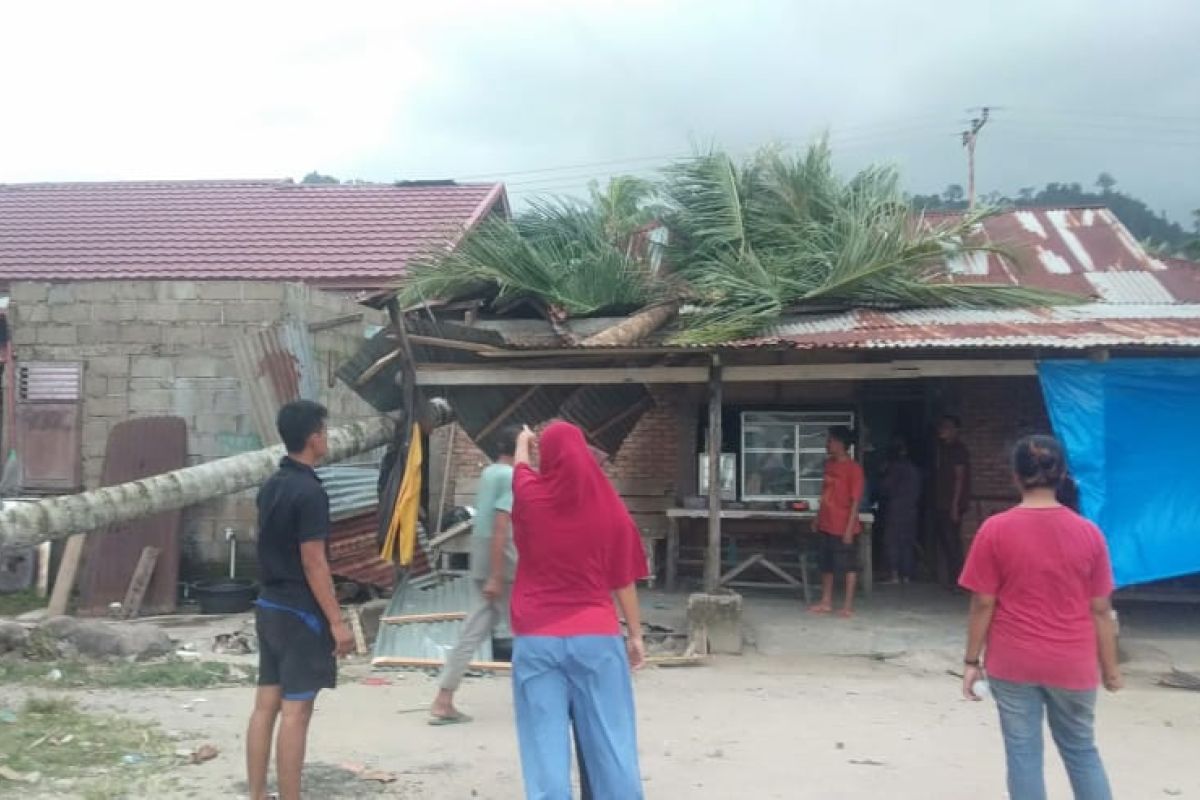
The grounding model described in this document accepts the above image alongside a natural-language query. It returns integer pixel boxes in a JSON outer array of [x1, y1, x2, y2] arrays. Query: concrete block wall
[[7, 279, 384, 571]]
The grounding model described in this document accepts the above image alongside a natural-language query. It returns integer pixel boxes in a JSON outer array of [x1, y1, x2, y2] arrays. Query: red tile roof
[[0, 179, 507, 289]]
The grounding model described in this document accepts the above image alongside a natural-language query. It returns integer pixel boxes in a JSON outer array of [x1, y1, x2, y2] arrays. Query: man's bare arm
[[483, 510, 512, 600], [300, 541, 353, 655]]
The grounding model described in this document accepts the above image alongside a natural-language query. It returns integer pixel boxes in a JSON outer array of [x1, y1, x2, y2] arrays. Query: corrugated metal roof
[[1085, 272, 1176, 304], [735, 305, 1200, 350], [318, 465, 380, 520], [0, 179, 506, 289], [232, 321, 319, 445], [371, 575, 496, 665], [928, 206, 1200, 303]]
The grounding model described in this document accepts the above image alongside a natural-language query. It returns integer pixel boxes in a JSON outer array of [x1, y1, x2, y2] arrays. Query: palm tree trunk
[[0, 416, 397, 550], [580, 301, 680, 347]]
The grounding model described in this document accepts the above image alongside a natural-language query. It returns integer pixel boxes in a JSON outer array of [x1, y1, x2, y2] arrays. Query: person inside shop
[[880, 437, 922, 584], [932, 415, 971, 589]]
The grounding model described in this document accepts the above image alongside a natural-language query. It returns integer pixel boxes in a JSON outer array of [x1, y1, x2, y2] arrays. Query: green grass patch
[[0, 695, 177, 798], [0, 589, 44, 617], [0, 658, 255, 689]]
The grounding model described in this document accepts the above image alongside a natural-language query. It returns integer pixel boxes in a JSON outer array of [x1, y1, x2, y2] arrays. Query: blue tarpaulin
[[1038, 359, 1200, 587]]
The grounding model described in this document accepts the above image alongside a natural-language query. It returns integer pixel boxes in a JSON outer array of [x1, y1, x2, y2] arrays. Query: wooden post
[[704, 355, 723, 592]]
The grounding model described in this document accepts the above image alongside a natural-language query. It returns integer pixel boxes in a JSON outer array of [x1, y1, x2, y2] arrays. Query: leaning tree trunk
[[0, 416, 398, 550], [580, 301, 681, 348]]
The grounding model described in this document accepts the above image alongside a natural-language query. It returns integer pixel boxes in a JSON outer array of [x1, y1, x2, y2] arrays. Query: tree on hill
[[301, 171, 340, 185]]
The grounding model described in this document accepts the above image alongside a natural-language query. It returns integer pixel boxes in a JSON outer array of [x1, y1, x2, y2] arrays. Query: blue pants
[[990, 678, 1112, 800], [513, 636, 642, 800]]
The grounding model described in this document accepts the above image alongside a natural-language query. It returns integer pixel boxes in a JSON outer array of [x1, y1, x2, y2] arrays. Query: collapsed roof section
[[337, 315, 656, 459]]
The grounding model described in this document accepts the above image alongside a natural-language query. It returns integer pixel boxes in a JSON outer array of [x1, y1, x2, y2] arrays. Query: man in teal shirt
[[429, 427, 519, 723]]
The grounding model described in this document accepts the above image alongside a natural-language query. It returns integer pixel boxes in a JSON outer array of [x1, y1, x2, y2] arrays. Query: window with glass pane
[[740, 411, 855, 501]]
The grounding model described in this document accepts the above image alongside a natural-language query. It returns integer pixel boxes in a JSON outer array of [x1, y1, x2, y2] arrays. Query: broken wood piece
[[348, 607, 368, 655], [354, 348, 404, 387], [382, 611, 468, 624], [426, 520, 473, 550], [120, 546, 161, 619]]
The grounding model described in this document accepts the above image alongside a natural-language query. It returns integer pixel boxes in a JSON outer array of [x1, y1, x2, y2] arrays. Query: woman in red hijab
[[510, 421, 648, 800]]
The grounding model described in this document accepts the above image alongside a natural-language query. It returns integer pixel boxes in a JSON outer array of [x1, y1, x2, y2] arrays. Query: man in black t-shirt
[[246, 400, 354, 800], [933, 415, 972, 588]]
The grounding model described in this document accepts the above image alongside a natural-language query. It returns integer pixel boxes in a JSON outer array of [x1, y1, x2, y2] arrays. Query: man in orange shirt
[[810, 426, 865, 618]]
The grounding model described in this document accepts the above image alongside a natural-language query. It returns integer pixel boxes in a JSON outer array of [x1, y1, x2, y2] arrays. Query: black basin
[[192, 579, 257, 614]]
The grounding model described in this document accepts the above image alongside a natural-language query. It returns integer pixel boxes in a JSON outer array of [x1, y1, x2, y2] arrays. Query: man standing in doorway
[[429, 426, 521, 724], [810, 426, 866, 618], [932, 415, 971, 588], [246, 400, 355, 800]]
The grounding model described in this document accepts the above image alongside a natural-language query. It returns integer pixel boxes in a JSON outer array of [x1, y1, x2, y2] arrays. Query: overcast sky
[[2, 1, 1197, 222]]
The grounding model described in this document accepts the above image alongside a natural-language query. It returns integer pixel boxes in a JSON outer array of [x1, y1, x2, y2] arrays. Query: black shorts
[[816, 533, 861, 575], [256, 606, 337, 700]]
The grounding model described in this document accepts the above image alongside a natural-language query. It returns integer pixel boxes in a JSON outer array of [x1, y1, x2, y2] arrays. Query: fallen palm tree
[[0, 410, 438, 551]]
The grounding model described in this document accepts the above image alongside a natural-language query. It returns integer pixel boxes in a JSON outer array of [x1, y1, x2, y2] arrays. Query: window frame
[[739, 410, 855, 503]]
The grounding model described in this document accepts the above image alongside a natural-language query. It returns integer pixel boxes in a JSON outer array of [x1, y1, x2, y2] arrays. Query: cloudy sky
[[2, 0, 1197, 222]]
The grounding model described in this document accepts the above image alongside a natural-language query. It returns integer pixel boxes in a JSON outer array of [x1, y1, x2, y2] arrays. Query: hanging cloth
[[379, 423, 423, 566]]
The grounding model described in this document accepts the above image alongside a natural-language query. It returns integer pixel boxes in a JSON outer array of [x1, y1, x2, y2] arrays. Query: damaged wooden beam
[[414, 360, 1038, 386]]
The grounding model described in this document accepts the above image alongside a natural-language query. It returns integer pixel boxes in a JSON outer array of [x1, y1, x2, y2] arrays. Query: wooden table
[[665, 508, 874, 598]]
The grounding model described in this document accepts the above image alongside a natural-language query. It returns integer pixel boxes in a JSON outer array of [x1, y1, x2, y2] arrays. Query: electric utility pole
[[961, 107, 990, 210]]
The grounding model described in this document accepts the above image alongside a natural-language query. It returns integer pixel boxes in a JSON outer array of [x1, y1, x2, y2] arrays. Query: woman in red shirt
[[510, 421, 648, 800], [960, 435, 1122, 800]]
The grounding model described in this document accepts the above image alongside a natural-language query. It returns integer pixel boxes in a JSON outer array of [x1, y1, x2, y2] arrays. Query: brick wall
[[442, 398, 681, 539], [943, 376, 1053, 533], [7, 279, 384, 571]]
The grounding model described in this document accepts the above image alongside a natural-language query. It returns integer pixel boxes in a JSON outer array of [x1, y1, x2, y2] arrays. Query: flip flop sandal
[[427, 712, 473, 726]]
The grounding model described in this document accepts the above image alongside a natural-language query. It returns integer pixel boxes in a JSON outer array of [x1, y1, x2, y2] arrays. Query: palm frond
[[666, 142, 1081, 344], [399, 189, 666, 319]]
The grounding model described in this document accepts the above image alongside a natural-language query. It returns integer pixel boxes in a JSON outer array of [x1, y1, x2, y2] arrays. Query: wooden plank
[[47, 533, 86, 615], [354, 348, 403, 387], [667, 508, 875, 523], [704, 357, 723, 592], [406, 334, 504, 354], [36, 542, 51, 598], [474, 386, 540, 442], [382, 611, 468, 624], [427, 519, 472, 550], [348, 607, 368, 655], [120, 546, 160, 619], [415, 360, 1038, 386], [373, 657, 512, 671], [307, 313, 363, 333], [666, 516, 680, 592]]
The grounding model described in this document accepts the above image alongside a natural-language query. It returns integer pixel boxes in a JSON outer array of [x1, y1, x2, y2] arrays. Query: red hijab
[[509, 421, 648, 636], [529, 421, 633, 528]]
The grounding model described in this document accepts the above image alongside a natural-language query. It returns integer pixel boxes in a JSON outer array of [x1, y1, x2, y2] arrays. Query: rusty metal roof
[[928, 207, 1200, 303], [734, 304, 1200, 350]]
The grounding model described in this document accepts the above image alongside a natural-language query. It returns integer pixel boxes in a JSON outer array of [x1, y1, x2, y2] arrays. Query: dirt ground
[[3, 653, 1198, 799], [3, 587, 1199, 799]]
